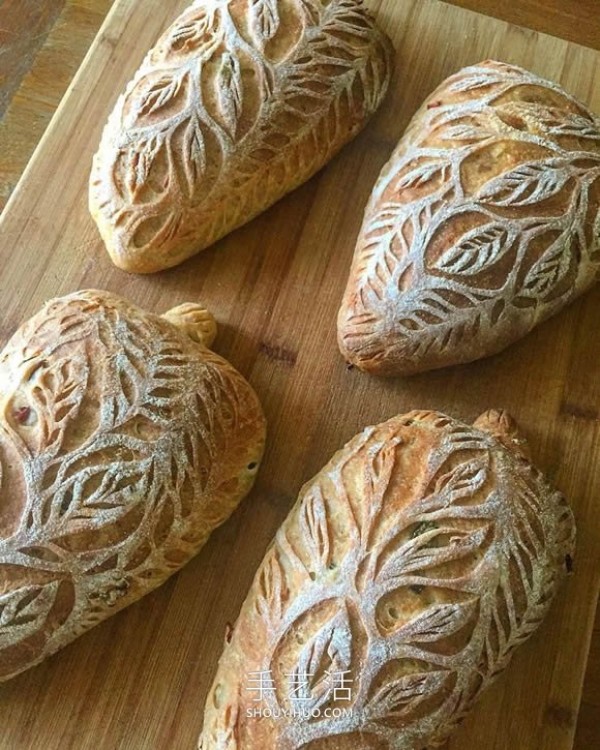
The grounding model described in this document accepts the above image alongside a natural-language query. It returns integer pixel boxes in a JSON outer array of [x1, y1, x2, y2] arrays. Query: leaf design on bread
[[169, 5, 222, 54], [217, 52, 243, 139], [518, 230, 574, 299], [338, 61, 600, 375], [0, 291, 265, 681], [499, 103, 600, 141], [440, 122, 490, 143], [376, 526, 490, 584], [300, 487, 332, 573], [427, 452, 489, 504], [447, 69, 509, 93], [392, 599, 479, 643], [90, 0, 394, 273], [0, 583, 60, 649], [290, 603, 353, 711], [252, 0, 281, 43], [138, 74, 189, 118], [366, 669, 451, 721], [7, 355, 88, 457], [200, 411, 575, 749], [434, 224, 514, 275], [396, 162, 450, 192], [478, 160, 572, 207], [255, 549, 288, 624]]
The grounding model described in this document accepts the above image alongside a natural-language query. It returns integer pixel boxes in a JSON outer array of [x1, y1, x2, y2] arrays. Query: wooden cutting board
[[0, 0, 599, 748]]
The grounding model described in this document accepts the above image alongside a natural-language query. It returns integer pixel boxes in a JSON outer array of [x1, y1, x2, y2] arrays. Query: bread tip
[[162, 303, 218, 349], [473, 409, 531, 460]]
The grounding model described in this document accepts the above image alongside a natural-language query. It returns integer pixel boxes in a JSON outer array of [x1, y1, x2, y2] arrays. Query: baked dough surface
[[0, 291, 265, 681], [200, 410, 574, 750], [339, 61, 600, 375], [90, 0, 394, 273]]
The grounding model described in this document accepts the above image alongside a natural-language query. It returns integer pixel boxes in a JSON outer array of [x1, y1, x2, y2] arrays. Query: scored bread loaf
[[200, 410, 575, 749], [90, 0, 394, 274], [338, 60, 600, 375], [0, 291, 265, 681]]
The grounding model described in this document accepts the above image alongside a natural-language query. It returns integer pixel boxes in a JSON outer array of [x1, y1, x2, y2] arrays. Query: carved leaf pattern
[[202, 413, 574, 749], [290, 603, 352, 711], [549, 116, 600, 140], [367, 670, 450, 720], [520, 104, 600, 141], [139, 74, 188, 118], [519, 232, 574, 298], [251, 0, 280, 42], [339, 61, 600, 374], [166, 6, 222, 57], [255, 549, 287, 624], [434, 224, 513, 275], [446, 65, 516, 93], [392, 599, 478, 643], [91, 0, 393, 270], [0, 292, 263, 680], [427, 453, 489, 507], [126, 137, 164, 198], [14, 355, 88, 456], [394, 291, 457, 333], [0, 582, 59, 649], [478, 161, 571, 207], [440, 122, 490, 142], [376, 525, 490, 583], [41, 458, 149, 532], [299, 487, 331, 573], [217, 52, 243, 139], [183, 117, 207, 194], [395, 161, 449, 191]]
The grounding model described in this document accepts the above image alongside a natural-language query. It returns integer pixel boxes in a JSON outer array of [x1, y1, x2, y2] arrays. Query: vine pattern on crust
[[90, 0, 394, 272], [338, 61, 600, 375], [0, 291, 265, 681], [200, 411, 575, 749]]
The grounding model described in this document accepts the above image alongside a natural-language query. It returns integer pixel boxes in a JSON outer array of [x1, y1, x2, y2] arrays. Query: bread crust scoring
[[0, 291, 265, 681], [338, 61, 600, 375], [90, 0, 394, 273], [200, 410, 575, 749]]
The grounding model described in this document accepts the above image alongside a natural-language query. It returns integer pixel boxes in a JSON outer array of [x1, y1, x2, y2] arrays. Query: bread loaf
[[90, 0, 394, 274], [200, 410, 575, 749], [0, 291, 265, 681], [338, 60, 600, 375]]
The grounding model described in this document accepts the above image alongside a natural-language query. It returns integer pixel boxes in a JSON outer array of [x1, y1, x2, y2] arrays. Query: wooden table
[[0, 1, 598, 748]]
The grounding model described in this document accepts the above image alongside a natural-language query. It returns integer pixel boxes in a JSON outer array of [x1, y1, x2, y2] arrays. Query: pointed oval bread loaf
[[90, 0, 394, 273], [200, 410, 574, 749], [338, 61, 600, 375], [0, 291, 265, 681]]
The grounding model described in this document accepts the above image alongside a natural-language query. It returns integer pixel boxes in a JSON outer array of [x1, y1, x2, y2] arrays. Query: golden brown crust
[[162, 302, 219, 348], [338, 60, 600, 376], [200, 410, 575, 749], [0, 290, 265, 681], [90, 0, 394, 274]]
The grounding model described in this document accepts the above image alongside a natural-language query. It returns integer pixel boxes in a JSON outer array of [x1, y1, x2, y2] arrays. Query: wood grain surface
[[448, 0, 600, 51], [0, 1, 599, 748], [0, 0, 64, 116], [0, 0, 114, 211]]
